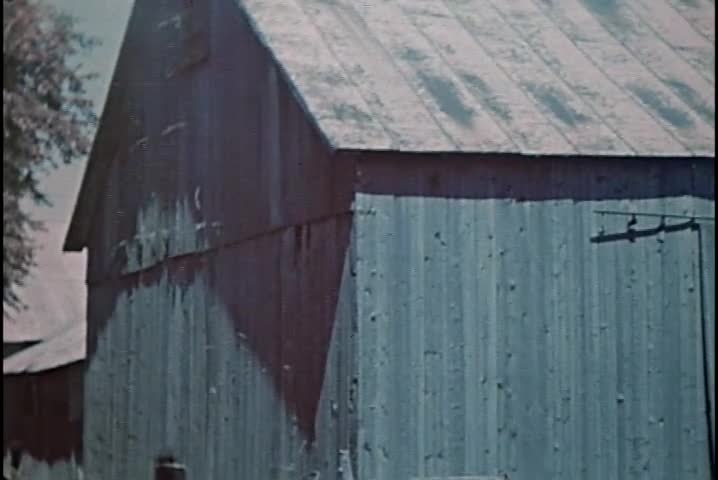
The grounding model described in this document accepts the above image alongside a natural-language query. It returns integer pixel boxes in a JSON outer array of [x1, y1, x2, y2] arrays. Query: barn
[[4, 184, 87, 480], [65, 0, 715, 479], [3, 323, 85, 480]]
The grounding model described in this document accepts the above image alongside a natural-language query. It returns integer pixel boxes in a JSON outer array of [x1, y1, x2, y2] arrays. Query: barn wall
[[3, 365, 83, 480], [81, 0, 359, 476], [84, 215, 356, 479], [352, 155, 715, 480], [86, 0, 353, 284], [81, 0, 360, 477]]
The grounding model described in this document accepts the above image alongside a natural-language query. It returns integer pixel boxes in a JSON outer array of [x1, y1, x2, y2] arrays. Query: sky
[[35, 0, 135, 226]]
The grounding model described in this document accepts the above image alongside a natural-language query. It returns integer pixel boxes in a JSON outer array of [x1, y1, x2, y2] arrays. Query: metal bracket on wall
[[591, 208, 716, 479], [593, 210, 715, 222], [154, 456, 186, 480], [591, 210, 714, 244]]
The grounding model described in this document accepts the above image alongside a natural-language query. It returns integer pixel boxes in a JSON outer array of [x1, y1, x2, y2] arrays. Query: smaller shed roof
[[4, 165, 87, 373], [3, 217, 86, 344], [3, 321, 86, 374], [4, 163, 87, 347], [3, 190, 87, 374], [241, 0, 715, 156]]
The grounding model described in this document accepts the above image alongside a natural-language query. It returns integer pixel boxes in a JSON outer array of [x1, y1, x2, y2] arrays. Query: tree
[[3, 0, 97, 312]]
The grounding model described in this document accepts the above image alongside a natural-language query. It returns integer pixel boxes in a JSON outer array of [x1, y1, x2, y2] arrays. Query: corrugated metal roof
[[241, 0, 715, 156], [3, 320, 86, 374]]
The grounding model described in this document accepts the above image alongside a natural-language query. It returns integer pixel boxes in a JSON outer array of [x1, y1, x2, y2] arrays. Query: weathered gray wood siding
[[83, 0, 356, 478], [84, 219, 356, 479], [353, 155, 715, 480]]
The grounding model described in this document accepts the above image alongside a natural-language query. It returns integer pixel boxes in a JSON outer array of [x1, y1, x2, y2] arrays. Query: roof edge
[[3, 358, 84, 376], [64, 4, 136, 253], [64, 108, 125, 252], [337, 148, 716, 161], [235, 0, 339, 154], [3, 322, 86, 375]]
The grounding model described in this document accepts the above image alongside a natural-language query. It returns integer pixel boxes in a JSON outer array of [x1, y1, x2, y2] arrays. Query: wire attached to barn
[[593, 210, 715, 222], [592, 209, 716, 478], [695, 224, 716, 480]]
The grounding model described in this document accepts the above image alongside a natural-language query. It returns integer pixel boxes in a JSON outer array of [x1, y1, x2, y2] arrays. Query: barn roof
[[3, 320, 86, 374], [4, 184, 87, 373], [4, 177, 87, 344], [64, 0, 715, 252], [242, 0, 715, 156]]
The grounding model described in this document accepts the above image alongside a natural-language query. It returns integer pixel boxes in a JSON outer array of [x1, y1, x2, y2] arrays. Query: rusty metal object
[[155, 456, 186, 480]]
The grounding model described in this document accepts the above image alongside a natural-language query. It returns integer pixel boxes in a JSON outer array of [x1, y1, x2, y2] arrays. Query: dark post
[[154, 455, 186, 480]]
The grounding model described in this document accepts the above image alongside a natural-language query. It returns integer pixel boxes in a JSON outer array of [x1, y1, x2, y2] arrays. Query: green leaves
[[3, 0, 96, 312]]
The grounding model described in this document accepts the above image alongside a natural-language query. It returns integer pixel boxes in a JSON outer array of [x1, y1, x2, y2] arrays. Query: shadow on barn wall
[[79, 0, 359, 443], [86, 214, 353, 441], [354, 153, 714, 202], [83, 153, 714, 443]]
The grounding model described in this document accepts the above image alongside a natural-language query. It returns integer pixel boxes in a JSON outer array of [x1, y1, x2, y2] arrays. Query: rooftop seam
[[401, 1, 523, 153], [337, 2, 462, 151], [458, 0, 639, 155], [525, 0, 692, 154]]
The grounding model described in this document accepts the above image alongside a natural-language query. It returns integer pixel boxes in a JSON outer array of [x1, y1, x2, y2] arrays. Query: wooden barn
[[65, 0, 715, 479], [3, 323, 85, 480]]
